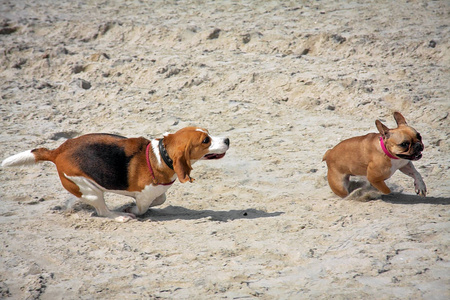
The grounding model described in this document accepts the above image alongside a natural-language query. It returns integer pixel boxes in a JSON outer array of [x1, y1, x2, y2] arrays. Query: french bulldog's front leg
[[367, 164, 391, 194], [368, 179, 391, 194], [399, 161, 427, 196]]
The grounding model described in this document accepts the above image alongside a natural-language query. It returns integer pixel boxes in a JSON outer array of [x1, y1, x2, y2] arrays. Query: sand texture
[[0, 0, 449, 299]]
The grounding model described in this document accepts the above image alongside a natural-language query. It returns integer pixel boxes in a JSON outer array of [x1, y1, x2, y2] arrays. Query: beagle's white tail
[[2, 150, 37, 167], [2, 147, 55, 167]]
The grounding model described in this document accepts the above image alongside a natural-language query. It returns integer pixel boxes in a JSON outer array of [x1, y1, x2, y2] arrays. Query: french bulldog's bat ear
[[376, 120, 390, 138], [393, 112, 407, 126]]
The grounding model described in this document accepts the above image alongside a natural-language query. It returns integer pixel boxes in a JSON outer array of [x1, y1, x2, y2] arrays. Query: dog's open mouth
[[202, 153, 226, 160], [397, 152, 422, 161]]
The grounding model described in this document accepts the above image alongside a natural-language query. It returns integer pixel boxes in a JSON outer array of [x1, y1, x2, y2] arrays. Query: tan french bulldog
[[323, 112, 426, 197]]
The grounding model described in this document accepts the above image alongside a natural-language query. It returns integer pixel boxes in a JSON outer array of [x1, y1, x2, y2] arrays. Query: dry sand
[[0, 0, 449, 299]]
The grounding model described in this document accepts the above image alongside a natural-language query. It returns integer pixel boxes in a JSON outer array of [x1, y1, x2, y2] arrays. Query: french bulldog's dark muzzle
[[412, 142, 424, 160], [398, 141, 424, 161], [414, 141, 424, 152]]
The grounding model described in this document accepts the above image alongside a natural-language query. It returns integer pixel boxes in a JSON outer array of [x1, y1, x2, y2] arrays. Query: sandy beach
[[0, 0, 449, 298]]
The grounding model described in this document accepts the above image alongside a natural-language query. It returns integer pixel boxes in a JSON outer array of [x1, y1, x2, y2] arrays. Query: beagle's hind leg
[[63, 174, 135, 222]]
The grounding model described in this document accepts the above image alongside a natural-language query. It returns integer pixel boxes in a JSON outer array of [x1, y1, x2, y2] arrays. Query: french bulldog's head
[[376, 112, 424, 161]]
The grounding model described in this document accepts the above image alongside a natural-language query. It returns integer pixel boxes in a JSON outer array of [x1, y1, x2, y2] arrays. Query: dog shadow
[[381, 193, 450, 205], [345, 180, 450, 205], [136, 205, 284, 222], [63, 199, 284, 222]]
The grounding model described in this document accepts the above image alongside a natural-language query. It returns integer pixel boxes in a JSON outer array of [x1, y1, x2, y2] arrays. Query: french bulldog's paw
[[414, 180, 427, 197]]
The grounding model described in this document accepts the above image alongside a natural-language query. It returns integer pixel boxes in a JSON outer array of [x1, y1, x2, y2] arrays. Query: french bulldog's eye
[[417, 133, 422, 141], [400, 142, 410, 148], [202, 136, 211, 144]]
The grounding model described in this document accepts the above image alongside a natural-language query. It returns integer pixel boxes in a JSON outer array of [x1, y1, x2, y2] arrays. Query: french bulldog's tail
[[2, 148, 53, 167]]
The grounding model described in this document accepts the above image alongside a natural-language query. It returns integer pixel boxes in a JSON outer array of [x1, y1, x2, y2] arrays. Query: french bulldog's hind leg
[[327, 168, 350, 198]]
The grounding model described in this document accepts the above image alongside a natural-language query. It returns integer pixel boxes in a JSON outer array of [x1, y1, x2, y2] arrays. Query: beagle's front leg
[[150, 193, 166, 207], [131, 193, 167, 216]]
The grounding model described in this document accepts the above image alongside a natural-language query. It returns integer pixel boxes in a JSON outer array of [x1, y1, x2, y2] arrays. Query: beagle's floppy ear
[[376, 119, 390, 139], [172, 144, 194, 183]]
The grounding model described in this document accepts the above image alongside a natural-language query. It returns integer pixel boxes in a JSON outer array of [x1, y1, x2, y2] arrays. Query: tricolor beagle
[[2, 127, 230, 222]]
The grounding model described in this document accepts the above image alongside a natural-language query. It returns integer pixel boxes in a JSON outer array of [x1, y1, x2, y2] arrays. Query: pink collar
[[146, 142, 176, 186], [379, 136, 398, 159]]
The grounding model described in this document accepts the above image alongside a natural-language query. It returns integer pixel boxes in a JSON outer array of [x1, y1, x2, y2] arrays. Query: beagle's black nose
[[224, 138, 230, 147]]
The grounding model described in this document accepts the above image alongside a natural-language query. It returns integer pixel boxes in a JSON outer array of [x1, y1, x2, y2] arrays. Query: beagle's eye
[[400, 141, 410, 148], [202, 136, 210, 144]]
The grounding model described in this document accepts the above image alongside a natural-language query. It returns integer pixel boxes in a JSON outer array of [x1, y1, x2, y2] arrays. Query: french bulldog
[[323, 112, 426, 197]]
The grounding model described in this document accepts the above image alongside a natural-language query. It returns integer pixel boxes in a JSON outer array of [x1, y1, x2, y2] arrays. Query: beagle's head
[[163, 127, 230, 183]]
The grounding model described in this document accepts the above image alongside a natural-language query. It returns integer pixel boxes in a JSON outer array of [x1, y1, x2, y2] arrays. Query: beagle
[[2, 127, 230, 222]]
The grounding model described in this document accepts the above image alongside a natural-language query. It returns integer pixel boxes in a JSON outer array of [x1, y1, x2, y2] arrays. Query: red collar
[[379, 136, 398, 159], [146, 142, 176, 186]]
